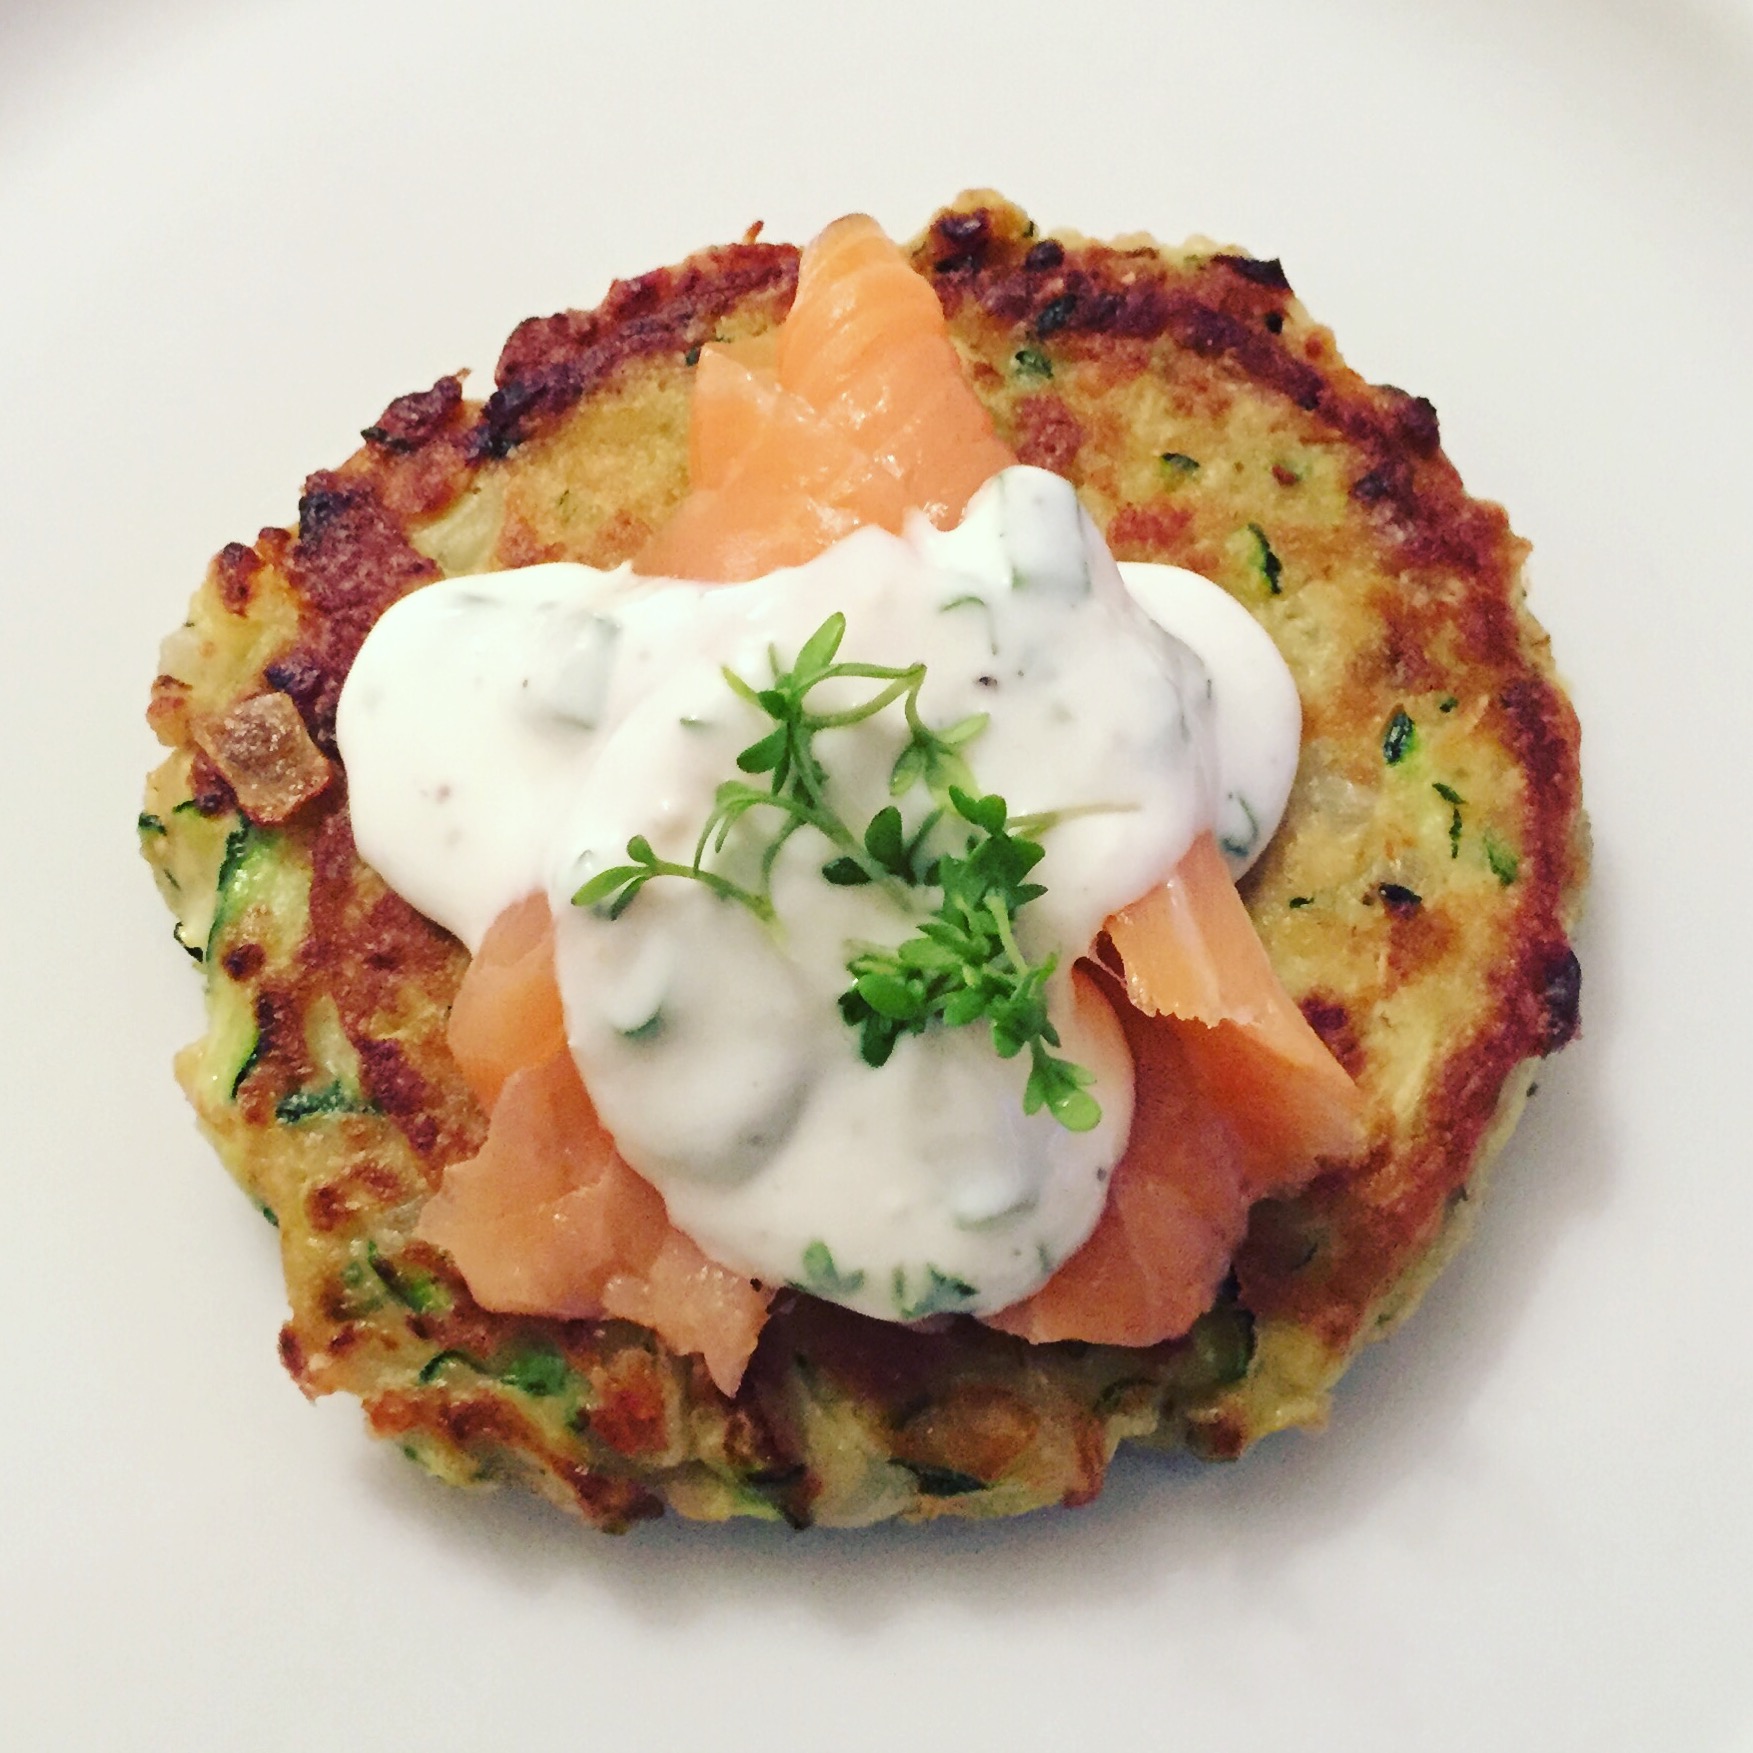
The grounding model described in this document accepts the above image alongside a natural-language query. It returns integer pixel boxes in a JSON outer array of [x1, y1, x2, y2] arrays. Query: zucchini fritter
[[140, 194, 1586, 1530]]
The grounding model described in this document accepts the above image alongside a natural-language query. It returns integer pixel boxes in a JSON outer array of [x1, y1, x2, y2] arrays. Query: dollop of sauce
[[337, 467, 1299, 1321]]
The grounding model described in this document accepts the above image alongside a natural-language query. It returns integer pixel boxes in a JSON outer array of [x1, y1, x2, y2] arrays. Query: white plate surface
[[4, 2, 1751, 1748]]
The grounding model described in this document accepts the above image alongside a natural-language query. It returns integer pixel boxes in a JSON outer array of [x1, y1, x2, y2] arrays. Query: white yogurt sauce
[[337, 467, 1299, 1321]]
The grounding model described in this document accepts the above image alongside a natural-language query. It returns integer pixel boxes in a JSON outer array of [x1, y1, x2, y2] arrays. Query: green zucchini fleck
[[416, 1344, 573, 1397], [899, 1463, 986, 1498], [1485, 833, 1519, 886], [366, 1242, 452, 1316], [1159, 451, 1200, 478], [1432, 782, 1465, 857], [1012, 346, 1053, 379], [496, 1346, 573, 1398], [417, 1349, 477, 1386], [274, 1079, 375, 1124], [1382, 707, 1416, 764], [1188, 1303, 1256, 1387], [1246, 522, 1283, 595]]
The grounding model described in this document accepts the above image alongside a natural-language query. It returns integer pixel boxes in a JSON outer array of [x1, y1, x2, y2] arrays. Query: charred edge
[[553, 1459, 666, 1532], [1298, 996, 1365, 1080], [586, 1353, 672, 1458], [1212, 253, 1292, 292], [1011, 394, 1086, 474], [276, 473, 440, 752], [363, 375, 464, 453], [186, 750, 237, 816], [305, 1158, 410, 1235], [353, 1036, 443, 1158], [214, 541, 264, 615], [470, 242, 800, 459], [263, 650, 339, 753], [290, 472, 438, 612], [277, 1323, 314, 1394], [1536, 944, 1582, 1052], [221, 941, 265, 981], [922, 212, 1494, 585], [929, 207, 994, 276]]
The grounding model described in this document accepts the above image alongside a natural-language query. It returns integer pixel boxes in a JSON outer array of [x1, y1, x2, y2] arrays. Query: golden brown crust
[[139, 193, 1585, 1526]]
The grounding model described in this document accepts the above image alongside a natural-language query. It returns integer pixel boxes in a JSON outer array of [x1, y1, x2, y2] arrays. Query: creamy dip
[[337, 467, 1299, 1321]]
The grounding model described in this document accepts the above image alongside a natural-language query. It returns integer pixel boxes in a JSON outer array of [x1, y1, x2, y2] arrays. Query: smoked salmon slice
[[421, 213, 1366, 1379], [633, 214, 1011, 582], [444, 891, 566, 1112], [987, 972, 1258, 1348], [634, 345, 913, 583], [416, 899, 771, 1397], [1105, 830, 1365, 1171], [990, 836, 1366, 1347]]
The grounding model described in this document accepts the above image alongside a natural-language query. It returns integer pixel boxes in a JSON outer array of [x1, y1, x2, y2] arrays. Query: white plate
[[4, 2, 1751, 1748]]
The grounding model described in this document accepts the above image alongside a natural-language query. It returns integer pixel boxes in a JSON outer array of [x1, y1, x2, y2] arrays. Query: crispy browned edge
[[146, 194, 1585, 1525]]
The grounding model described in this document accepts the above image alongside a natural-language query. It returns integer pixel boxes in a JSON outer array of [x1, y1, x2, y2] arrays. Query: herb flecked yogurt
[[337, 467, 1299, 1323]]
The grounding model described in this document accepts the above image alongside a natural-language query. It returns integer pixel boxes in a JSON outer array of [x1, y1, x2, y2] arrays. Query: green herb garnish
[[892, 1263, 980, 1321], [795, 1239, 866, 1299], [574, 612, 983, 923], [1013, 346, 1053, 379], [841, 788, 1100, 1132], [574, 615, 1099, 1131]]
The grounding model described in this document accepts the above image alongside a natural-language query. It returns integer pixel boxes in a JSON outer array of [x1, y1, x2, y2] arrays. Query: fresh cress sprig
[[840, 787, 1100, 1132], [571, 612, 1100, 1131], [574, 612, 983, 919]]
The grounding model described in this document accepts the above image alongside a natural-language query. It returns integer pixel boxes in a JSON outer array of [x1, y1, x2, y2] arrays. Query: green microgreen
[[573, 611, 985, 923], [841, 787, 1101, 1132], [571, 613, 1098, 1131]]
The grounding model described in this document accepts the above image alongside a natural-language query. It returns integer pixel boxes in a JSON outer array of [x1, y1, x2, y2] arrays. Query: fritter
[[140, 193, 1587, 1530]]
